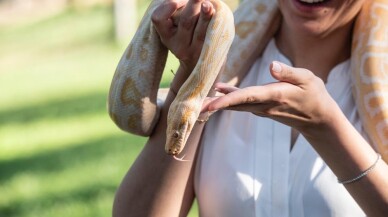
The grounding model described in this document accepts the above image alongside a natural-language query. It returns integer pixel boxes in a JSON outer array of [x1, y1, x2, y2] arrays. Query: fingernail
[[272, 61, 282, 73], [202, 2, 210, 13]]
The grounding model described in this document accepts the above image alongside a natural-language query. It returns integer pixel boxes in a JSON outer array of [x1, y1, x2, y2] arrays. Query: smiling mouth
[[298, 0, 328, 5]]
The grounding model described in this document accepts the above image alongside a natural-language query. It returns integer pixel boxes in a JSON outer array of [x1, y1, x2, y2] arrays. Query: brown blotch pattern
[[142, 28, 151, 43], [188, 82, 205, 101], [370, 5, 388, 43], [120, 77, 142, 105], [211, 16, 221, 31], [184, 43, 210, 100], [140, 45, 148, 61], [180, 109, 192, 127], [255, 3, 267, 14], [200, 44, 211, 62], [109, 111, 119, 124], [236, 21, 257, 39], [138, 69, 153, 80], [125, 45, 133, 60], [368, 96, 382, 109], [127, 115, 139, 130], [363, 56, 388, 80]]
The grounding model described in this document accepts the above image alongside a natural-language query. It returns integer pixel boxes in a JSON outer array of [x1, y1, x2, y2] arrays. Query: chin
[[294, 19, 331, 37], [278, 0, 364, 37]]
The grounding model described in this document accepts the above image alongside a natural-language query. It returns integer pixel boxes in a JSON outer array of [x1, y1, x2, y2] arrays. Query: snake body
[[351, 0, 388, 161], [109, 0, 388, 161], [165, 0, 235, 155], [108, 0, 167, 137], [108, 0, 235, 155]]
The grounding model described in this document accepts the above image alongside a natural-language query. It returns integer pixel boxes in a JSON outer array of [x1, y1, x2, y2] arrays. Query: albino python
[[108, 0, 388, 162]]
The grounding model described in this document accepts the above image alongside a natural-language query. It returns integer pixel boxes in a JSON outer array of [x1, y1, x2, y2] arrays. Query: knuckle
[[151, 11, 161, 24], [307, 74, 320, 85], [282, 68, 293, 80], [272, 89, 283, 102], [167, 1, 180, 10], [179, 17, 194, 30], [313, 76, 323, 85], [245, 96, 255, 103], [302, 68, 315, 81], [162, 0, 180, 11], [266, 106, 279, 116]]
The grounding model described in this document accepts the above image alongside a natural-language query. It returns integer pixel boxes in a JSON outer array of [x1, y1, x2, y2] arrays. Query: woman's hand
[[204, 61, 341, 132], [151, 0, 214, 72]]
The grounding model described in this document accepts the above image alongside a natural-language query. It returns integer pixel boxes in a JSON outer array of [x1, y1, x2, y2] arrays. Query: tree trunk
[[114, 0, 136, 43]]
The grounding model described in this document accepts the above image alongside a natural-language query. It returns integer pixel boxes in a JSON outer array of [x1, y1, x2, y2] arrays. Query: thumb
[[269, 61, 313, 85]]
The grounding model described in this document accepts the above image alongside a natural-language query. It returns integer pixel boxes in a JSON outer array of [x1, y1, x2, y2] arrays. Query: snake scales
[[108, 0, 388, 162]]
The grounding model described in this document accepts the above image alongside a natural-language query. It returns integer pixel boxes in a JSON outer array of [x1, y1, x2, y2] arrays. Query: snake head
[[165, 107, 195, 155]]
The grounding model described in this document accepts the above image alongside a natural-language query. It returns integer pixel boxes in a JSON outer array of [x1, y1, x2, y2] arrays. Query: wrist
[[170, 64, 192, 93], [299, 97, 344, 139]]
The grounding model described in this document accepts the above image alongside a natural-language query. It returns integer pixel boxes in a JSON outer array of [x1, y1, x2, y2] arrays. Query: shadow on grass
[[0, 133, 147, 216], [0, 183, 117, 217], [0, 134, 146, 183], [0, 91, 108, 126]]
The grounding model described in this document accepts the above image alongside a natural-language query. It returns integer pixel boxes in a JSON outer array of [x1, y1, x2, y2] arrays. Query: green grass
[[0, 4, 197, 217]]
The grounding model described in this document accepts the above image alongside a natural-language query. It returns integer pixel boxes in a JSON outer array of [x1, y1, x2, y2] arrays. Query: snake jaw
[[165, 108, 196, 155], [165, 121, 189, 155]]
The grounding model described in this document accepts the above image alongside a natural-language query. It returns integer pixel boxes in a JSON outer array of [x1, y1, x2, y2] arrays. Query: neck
[[275, 20, 354, 82]]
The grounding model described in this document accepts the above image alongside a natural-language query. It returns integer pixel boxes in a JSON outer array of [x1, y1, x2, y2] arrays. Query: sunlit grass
[[0, 6, 177, 110]]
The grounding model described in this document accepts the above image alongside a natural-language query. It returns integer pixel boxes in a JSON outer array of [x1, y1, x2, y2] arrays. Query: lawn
[[0, 3, 198, 217]]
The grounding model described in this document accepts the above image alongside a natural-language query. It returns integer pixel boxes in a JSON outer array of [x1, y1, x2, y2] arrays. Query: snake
[[108, 0, 388, 162]]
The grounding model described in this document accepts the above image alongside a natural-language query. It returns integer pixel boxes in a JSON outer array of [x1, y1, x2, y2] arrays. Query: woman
[[112, 0, 388, 216]]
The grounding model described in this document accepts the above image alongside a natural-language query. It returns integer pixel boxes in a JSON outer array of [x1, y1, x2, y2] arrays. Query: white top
[[194, 40, 367, 217]]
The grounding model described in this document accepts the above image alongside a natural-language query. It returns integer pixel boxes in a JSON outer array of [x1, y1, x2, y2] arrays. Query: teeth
[[299, 0, 325, 3]]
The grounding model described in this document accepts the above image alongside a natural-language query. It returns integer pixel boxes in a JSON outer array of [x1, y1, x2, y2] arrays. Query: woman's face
[[278, 0, 366, 37]]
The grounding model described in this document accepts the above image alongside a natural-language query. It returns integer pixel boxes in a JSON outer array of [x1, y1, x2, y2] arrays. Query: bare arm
[[302, 104, 388, 217], [206, 61, 388, 216], [112, 1, 215, 215], [112, 66, 203, 217]]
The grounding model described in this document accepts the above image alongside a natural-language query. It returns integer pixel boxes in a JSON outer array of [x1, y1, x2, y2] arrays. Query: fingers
[[201, 96, 220, 112], [207, 85, 280, 111], [270, 61, 315, 86], [219, 103, 274, 117], [214, 82, 239, 94], [152, 0, 188, 39], [177, 0, 204, 47], [201, 82, 239, 112], [152, 0, 215, 70], [207, 78, 298, 112], [193, 1, 214, 43]]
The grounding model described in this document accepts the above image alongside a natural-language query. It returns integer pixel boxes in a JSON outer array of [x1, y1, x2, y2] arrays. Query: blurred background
[[0, 0, 237, 216]]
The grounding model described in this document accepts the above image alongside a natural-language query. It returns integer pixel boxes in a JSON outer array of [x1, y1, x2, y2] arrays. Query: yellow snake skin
[[351, 0, 388, 162], [108, 0, 388, 161]]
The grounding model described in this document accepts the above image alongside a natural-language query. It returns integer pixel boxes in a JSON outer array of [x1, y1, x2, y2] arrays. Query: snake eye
[[172, 131, 179, 138]]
